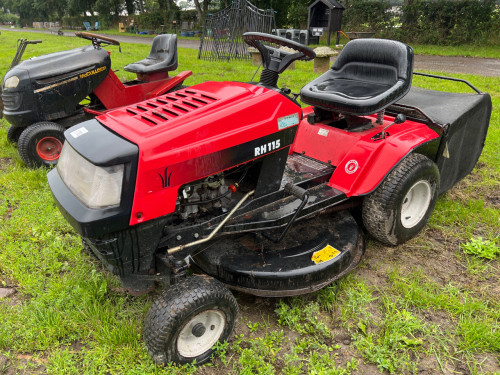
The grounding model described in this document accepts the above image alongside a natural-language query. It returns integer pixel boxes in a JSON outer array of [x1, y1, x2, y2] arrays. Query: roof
[[308, 0, 345, 10]]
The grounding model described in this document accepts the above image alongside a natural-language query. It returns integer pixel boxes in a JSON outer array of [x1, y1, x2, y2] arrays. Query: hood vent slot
[[141, 115, 158, 125], [173, 104, 189, 112], [115, 88, 220, 126]]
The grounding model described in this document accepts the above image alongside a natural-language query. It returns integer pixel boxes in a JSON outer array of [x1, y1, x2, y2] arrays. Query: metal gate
[[198, 0, 276, 62]]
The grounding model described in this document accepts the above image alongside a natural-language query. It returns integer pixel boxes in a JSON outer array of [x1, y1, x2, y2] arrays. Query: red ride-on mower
[[48, 33, 491, 365], [1, 33, 191, 168]]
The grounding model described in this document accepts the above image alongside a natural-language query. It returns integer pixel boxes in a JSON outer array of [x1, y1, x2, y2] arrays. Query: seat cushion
[[312, 78, 392, 100], [301, 69, 408, 115]]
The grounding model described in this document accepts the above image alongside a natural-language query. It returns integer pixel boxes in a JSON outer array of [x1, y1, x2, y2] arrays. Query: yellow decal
[[311, 245, 341, 264], [34, 66, 107, 94], [34, 76, 78, 93], [79, 66, 107, 79]]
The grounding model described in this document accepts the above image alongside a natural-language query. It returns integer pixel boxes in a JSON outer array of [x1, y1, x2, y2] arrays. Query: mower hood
[[95, 81, 302, 225], [10, 45, 111, 81], [97, 81, 299, 159]]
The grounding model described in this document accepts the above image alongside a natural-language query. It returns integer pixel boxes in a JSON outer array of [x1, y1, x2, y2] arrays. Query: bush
[[0, 13, 19, 24], [390, 0, 499, 45], [343, 0, 394, 32], [136, 11, 167, 30]]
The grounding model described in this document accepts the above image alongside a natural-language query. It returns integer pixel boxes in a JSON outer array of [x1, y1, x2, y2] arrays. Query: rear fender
[[329, 123, 440, 196]]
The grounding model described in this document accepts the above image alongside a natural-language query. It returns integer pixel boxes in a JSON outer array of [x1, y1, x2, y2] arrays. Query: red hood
[[98, 81, 280, 153], [97, 81, 302, 225]]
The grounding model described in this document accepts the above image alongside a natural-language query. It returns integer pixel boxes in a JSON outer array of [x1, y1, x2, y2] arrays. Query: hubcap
[[177, 310, 225, 358], [36, 137, 63, 161], [400, 180, 432, 229], [192, 322, 206, 338]]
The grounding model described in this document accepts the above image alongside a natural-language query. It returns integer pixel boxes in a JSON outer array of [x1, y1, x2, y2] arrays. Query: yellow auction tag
[[312, 245, 341, 264]]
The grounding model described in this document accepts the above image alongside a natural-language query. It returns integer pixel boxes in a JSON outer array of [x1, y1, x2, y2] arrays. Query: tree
[[137, 0, 145, 12], [124, 0, 135, 15], [66, 0, 97, 16]]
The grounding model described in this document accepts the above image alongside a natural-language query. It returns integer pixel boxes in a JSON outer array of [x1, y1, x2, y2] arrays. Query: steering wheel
[[243, 32, 315, 74], [75, 32, 120, 47]]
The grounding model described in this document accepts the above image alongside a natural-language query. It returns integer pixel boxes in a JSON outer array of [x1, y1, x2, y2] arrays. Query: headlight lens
[[4, 76, 19, 89], [57, 143, 124, 208]]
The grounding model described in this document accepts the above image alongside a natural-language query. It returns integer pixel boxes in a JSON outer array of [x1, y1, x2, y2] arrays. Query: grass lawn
[[308, 34, 500, 59], [0, 30, 499, 374]]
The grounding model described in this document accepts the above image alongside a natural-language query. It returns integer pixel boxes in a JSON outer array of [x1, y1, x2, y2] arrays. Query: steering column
[[242, 32, 316, 88]]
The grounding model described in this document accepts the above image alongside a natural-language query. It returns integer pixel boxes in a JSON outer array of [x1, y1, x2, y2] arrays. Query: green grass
[[412, 44, 500, 59], [308, 34, 500, 59], [0, 30, 499, 374]]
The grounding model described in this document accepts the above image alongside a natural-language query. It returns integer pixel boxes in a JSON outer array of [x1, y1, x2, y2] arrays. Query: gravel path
[[1, 27, 499, 76]]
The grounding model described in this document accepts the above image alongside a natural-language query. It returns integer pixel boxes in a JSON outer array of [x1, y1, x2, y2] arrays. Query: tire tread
[[18, 122, 66, 168], [362, 153, 438, 245], [143, 275, 238, 366]]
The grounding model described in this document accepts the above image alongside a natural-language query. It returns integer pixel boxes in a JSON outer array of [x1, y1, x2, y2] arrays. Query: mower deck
[[190, 211, 365, 297]]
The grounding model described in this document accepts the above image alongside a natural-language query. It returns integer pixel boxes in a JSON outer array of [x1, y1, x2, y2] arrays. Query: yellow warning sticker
[[312, 245, 341, 264]]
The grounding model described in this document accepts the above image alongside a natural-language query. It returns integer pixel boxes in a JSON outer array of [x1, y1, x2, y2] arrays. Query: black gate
[[198, 0, 276, 62]]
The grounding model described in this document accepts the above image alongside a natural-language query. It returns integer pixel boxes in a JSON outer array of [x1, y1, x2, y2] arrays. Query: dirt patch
[[0, 288, 15, 299], [0, 158, 14, 172], [0, 351, 47, 375], [2, 200, 18, 220], [445, 166, 500, 210]]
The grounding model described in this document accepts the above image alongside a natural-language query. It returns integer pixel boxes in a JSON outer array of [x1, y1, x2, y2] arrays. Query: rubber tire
[[18, 122, 66, 168], [143, 275, 238, 366], [7, 126, 26, 147], [362, 153, 440, 246]]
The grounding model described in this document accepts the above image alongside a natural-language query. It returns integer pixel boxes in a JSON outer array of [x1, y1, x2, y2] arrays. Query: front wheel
[[7, 126, 26, 147], [362, 153, 440, 246], [18, 122, 65, 168], [143, 275, 238, 366]]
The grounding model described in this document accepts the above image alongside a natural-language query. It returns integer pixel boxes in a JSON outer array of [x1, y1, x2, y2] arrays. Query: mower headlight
[[4, 76, 19, 89], [57, 143, 124, 208]]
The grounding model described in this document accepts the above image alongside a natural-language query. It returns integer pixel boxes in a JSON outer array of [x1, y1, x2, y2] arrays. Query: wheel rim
[[400, 180, 432, 229], [177, 309, 225, 358], [36, 137, 63, 161]]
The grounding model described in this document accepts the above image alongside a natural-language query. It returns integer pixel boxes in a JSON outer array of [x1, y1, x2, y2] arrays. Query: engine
[[177, 173, 232, 220]]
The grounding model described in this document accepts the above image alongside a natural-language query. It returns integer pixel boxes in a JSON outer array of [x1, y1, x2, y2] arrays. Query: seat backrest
[[300, 39, 414, 116], [148, 34, 178, 67], [332, 38, 413, 85]]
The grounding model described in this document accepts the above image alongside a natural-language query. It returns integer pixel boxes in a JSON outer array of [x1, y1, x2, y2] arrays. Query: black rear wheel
[[7, 126, 26, 147], [362, 153, 440, 245], [18, 122, 66, 168], [143, 275, 238, 366]]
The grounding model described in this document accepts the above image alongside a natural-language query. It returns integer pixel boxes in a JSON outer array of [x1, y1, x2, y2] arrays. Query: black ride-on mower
[[48, 33, 491, 365], [1, 33, 191, 168]]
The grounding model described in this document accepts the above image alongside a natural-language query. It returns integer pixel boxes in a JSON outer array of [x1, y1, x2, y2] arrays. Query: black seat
[[300, 39, 414, 116], [124, 34, 178, 75]]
